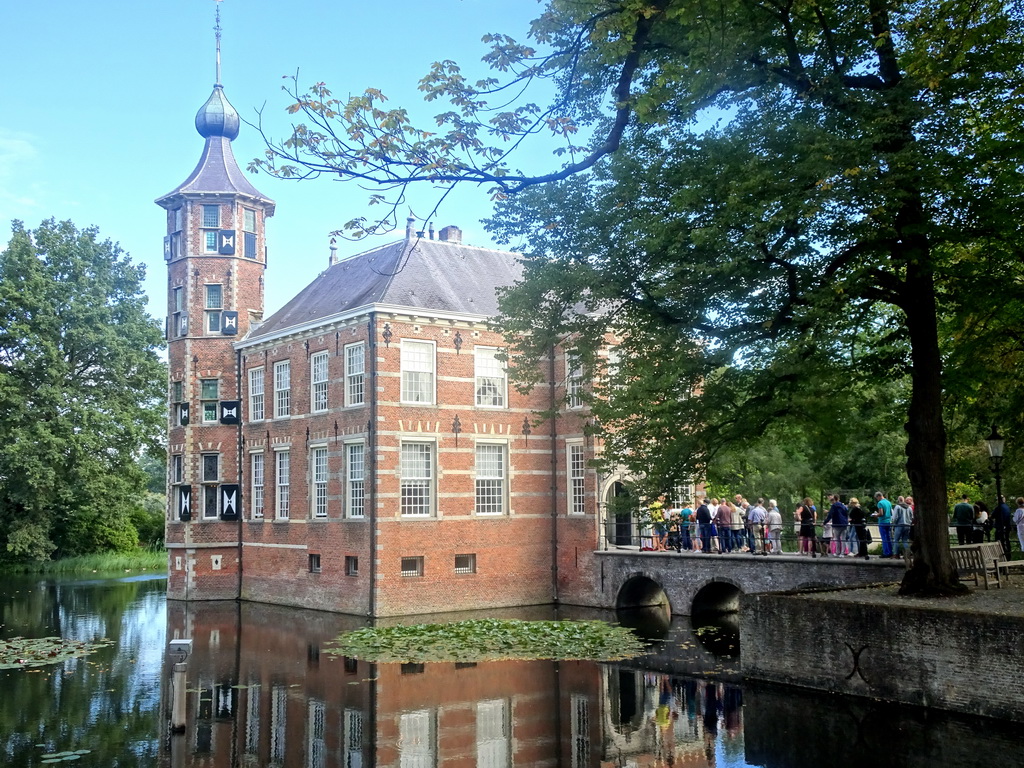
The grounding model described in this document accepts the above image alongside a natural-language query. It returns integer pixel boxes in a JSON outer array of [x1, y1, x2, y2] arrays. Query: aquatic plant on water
[[326, 618, 645, 663], [0, 637, 114, 669]]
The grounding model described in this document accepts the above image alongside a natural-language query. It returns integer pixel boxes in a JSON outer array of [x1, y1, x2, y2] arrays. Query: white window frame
[[250, 452, 265, 519], [275, 449, 290, 520], [474, 442, 506, 516], [566, 352, 584, 409], [201, 453, 219, 519], [400, 441, 434, 517], [345, 342, 365, 407], [311, 445, 328, 519], [346, 441, 365, 519], [400, 340, 435, 404], [200, 378, 219, 423], [242, 207, 256, 233], [307, 700, 326, 768], [205, 284, 223, 334], [248, 367, 265, 422], [474, 346, 507, 408], [476, 699, 510, 768], [311, 351, 329, 413], [568, 441, 586, 516], [399, 709, 435, 767], [274, 360, 291, 418]]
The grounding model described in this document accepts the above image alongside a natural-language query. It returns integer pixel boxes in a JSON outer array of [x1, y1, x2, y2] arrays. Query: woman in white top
[[1013, 497, 1024, 552]]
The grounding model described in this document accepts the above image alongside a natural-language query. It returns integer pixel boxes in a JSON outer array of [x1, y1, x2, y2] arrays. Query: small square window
[[401, 663, 425, 675], [309, 554, 321, 573], [401, 557, 424, 577], [202, 204, 220, 228], [454, 554, 476, 574], [345, 556, 359, 576]]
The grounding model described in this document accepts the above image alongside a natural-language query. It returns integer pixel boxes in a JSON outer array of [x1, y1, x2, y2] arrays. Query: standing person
[[696, 497, 713, 553], [649, 495, 669, 551], [849, 498, 871, 559], [796, 497, 816, 556], [679, 502, 694, 551], [973, 501, 990, 544], [747, 498, 767, 554], [666, 508, 682, 553], [729, 500, 745, 551], [715, 498, 733, 553], [993, 495, 1013, 560], [824, 495, 849, 556], [952, 494, 975, 546], [872, 491, 894, 557], [892, 496, 912, 558], [765, 500, 783, 554], [1014, 497, 1024, 554]]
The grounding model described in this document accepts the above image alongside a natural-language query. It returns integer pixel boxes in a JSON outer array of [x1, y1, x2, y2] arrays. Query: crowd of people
[[642, 490, 1024, 560], [951, 494, 1024, 559]]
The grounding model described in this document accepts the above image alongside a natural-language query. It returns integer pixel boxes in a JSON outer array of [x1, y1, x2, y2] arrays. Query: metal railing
[[602, 516, 913, 559]]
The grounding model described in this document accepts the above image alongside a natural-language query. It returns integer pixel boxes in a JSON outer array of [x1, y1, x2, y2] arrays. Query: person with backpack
[[892, 496, 912, 557]]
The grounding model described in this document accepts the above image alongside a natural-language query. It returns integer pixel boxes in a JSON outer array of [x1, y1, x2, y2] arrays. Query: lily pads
[[0, 637, 113, 670], [326, 618, 645, 663]]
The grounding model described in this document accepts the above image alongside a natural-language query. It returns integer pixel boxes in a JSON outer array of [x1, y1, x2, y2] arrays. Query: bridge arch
[[615, 572, 671, 613], [691, 578, 742, 616]]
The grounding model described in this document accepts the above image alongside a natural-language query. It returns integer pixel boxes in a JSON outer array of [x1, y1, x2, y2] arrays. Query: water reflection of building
[[163, 603, 750, 768], [164, 602, 606, 768]]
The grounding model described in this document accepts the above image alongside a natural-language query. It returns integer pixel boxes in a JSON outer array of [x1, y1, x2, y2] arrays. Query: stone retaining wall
[[740, 586, 1024, 721]]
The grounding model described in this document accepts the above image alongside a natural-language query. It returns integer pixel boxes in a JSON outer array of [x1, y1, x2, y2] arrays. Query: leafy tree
[[0, 220, 166, 561], [254, 1, 1024, 595]]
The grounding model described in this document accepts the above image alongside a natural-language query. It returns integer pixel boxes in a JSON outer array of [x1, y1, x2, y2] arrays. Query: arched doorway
[[606, 481, 635, 546]]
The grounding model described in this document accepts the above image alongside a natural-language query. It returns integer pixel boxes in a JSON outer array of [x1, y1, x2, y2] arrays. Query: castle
[[158, 71, 624, 616]]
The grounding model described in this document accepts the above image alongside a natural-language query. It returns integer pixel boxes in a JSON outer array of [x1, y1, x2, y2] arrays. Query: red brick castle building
[[159, 74, 618, 616]]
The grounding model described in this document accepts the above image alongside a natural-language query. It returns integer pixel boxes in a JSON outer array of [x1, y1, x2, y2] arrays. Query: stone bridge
[[594, 549, 905, 617]]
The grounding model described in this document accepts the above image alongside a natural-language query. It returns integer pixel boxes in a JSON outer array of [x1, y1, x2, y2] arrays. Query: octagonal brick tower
[[156, 77, 275, 600]]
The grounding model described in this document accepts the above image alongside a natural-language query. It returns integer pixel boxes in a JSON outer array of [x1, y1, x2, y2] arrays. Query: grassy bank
[[0, 550, 167, 576]]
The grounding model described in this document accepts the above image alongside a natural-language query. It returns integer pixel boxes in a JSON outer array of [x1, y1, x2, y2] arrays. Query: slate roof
[[244, 237, 524, 343], [155, 136, 272, 207]]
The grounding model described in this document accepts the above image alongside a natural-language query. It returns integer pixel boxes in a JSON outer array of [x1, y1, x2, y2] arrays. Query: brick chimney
[[438, 225, 462, 244]]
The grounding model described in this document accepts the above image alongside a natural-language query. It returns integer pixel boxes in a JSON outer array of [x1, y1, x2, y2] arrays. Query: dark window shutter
[[218, 230, 236, 255], [178, 486, 192, 521], [220, 484, 240, 520], [179, 403, 190, 426], [221, 311, 239, 335], [219, 401, 240, 425]]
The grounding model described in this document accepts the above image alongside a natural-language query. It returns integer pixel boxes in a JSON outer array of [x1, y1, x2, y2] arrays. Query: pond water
[[1, 573, 1020, 767]]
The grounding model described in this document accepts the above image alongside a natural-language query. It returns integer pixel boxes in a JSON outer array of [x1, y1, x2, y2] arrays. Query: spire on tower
[[214, 0, 223, 86]]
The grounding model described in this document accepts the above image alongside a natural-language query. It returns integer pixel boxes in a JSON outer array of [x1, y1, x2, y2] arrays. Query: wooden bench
[[950, 543, 1003, 589]]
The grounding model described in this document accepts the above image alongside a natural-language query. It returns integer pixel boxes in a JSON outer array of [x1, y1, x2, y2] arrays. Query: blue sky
[[0, 0, 547, 318]]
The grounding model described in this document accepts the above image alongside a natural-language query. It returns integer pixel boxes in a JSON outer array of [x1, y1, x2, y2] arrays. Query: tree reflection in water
[[2, 577, 1021, 768]]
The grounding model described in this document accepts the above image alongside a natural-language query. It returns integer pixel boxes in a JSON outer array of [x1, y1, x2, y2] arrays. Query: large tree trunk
[[899, 257, 964, 595]]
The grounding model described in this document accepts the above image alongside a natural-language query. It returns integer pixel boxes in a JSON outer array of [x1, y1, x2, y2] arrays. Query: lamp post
[[985, 425, 1005, 505]]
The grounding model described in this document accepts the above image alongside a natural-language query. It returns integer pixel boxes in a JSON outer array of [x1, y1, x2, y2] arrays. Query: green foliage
[[0, 549, 166, 575], [327, 618, 645, 663], [0, 219, 166, 563], [0, 637, 114, 670]]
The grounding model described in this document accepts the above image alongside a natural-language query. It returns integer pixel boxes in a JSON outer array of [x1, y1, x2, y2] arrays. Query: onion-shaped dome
[[195, 84, 240, 140]]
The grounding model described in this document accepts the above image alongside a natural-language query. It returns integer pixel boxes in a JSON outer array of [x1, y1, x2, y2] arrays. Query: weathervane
[[214, 0, 224, 85]]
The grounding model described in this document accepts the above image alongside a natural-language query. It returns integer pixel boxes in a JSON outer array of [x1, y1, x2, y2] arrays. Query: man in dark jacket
[[696, 498, 713, 553], [824, 495, 849, 557], [993, 495, 1013, 559], [952, 495, 975, 545]]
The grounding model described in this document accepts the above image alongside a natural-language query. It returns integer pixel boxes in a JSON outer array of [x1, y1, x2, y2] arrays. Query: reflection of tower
[[157, 5, 275, 599]]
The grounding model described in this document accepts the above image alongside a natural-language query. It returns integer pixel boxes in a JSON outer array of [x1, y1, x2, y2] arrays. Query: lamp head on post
[[986, 426, 1005, 460]]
